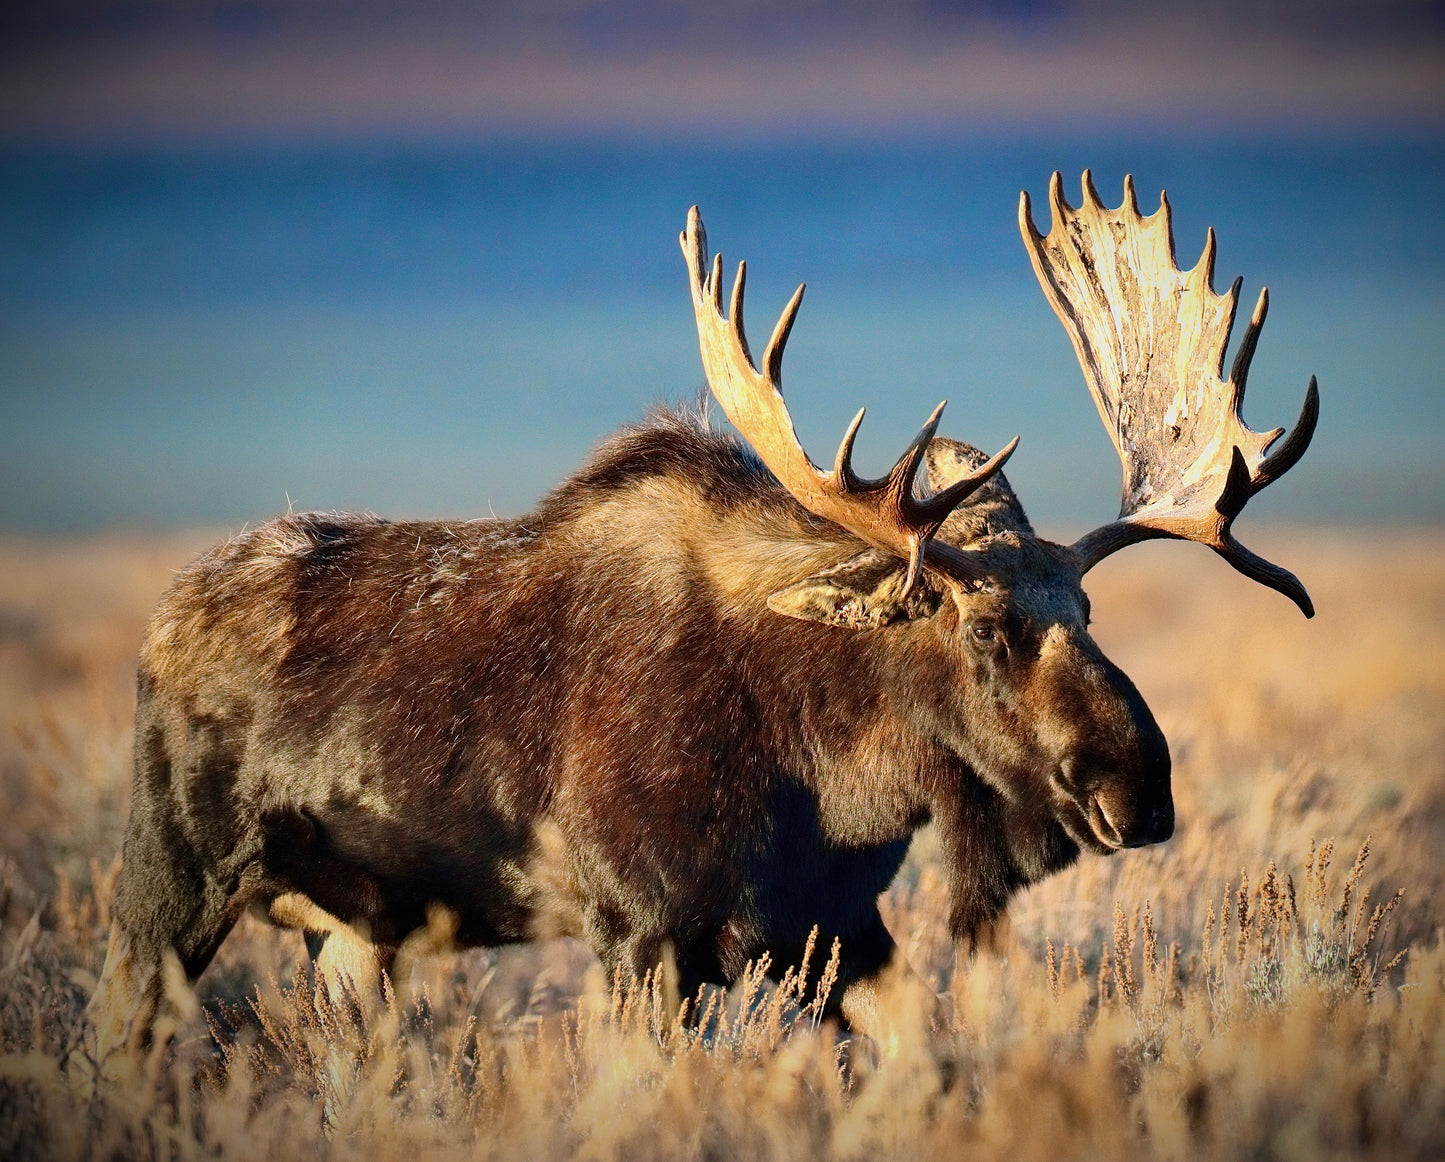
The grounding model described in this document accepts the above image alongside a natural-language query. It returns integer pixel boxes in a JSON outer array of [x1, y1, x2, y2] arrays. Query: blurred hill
[[2, 1, 1442, 138]]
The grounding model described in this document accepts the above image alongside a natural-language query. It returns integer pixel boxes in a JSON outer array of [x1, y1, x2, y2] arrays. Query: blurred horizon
[[3, 3, 1444, 140], [1, 2, 1441, 536]]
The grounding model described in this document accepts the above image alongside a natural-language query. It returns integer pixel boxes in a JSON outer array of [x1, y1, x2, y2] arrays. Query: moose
[[84, 173, 1317, 1070]]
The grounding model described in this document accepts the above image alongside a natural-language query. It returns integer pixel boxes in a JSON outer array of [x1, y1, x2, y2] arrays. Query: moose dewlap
[[83, 173, 1317, 1072]]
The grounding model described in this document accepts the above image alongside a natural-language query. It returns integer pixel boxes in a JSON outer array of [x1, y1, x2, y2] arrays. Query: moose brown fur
[[83, 174, 1316, 1072]]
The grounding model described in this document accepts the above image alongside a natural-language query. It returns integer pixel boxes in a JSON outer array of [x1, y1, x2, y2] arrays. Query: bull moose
[[84, 173, 1317, 1068]]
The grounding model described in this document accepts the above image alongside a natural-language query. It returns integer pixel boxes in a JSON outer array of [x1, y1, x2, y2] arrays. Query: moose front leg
[[829, 910, 945, 1041]]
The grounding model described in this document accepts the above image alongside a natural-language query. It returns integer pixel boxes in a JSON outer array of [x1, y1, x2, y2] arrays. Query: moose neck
[[748, 610, 943, 847], [538, 413, 1078, 895]]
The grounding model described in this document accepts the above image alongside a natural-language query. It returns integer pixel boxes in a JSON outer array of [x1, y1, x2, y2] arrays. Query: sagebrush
[[1, 528, 1443, 1160]]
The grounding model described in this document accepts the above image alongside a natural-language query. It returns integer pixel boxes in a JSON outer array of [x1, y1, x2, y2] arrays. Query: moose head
[[680, 171, 1317, 862]]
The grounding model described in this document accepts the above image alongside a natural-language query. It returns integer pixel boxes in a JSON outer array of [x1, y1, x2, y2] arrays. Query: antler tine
[[831, 399, 983, 594], [1255, 376, 1320, 493], [763, 284, 804, 386], [1019, 190, 1043, 253], [1020, 175, 1319, 617], [916, 435, 1020, 524], [833, 407, 870, 492], [1159, 189, 1177, 264], [681, 206, 811, 478], [1196, 227, 1218, 294], [682, 206, 1016, 596], [888, 401, 949, 501], [1209, 449, 1315, 615], [1048, 170, 1071, 222], [728, 259, 752, 367], [1228, 285, 1267, 412], [1122, 173, 1140, 215], [1218, 530, 1315, 618]]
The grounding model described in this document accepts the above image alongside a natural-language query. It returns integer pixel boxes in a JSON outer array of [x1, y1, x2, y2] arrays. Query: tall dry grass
[[1, 526, 1442, 1160]]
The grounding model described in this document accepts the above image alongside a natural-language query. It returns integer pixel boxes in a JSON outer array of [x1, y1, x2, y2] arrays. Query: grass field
[[1, 525, 1443, 1160]]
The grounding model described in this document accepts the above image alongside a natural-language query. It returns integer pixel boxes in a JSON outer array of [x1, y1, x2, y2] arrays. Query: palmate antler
[[681, 207, 1018, 596], [1020, 172, 1319, 617]]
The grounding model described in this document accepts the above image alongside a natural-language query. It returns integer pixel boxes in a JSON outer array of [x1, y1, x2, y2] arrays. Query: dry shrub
[[1, 527, 1443, 1159]]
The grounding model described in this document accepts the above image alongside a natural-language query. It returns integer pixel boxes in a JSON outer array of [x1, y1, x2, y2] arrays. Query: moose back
[[86, 174, 1317, 1065]]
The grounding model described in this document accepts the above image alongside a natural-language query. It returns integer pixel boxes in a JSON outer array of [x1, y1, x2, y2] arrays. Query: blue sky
[[1, 5, 1441, 535]]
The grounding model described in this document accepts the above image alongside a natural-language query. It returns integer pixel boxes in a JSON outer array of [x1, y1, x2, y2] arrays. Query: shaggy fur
[[86, 409, 1172, 1062]]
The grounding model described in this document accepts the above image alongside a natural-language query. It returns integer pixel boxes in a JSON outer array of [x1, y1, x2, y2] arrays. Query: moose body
[[87, 176, 1317, 1069], [102, 417, 1151, 1042]]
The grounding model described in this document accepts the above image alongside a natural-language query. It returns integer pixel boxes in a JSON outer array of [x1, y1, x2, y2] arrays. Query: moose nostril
[[1088, 795, 1125, 848]]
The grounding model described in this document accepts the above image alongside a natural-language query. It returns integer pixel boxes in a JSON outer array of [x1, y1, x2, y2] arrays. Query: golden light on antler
[[681, 206, 1017, 596], [1020, 172, 1319, 617]]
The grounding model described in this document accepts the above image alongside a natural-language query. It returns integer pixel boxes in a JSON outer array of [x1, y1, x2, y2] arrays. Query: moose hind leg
[[79, 925, 162, 1093], [78, 720, 257, 1088], [81, 862, 251, 1089]]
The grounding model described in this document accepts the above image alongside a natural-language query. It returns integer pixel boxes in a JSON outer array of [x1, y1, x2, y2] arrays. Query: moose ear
[[925, 437, 1033, 540], [924, 437, 993, 494], [766, 549, 942, 630]]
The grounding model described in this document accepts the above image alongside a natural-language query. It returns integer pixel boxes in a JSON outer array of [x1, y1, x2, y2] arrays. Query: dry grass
[[1, 525, 1443, 1160]]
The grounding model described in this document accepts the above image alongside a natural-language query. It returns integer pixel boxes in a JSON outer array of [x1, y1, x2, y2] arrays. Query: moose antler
[[1020, 172, 1319, 617], [681, 206, 1018, 595]]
